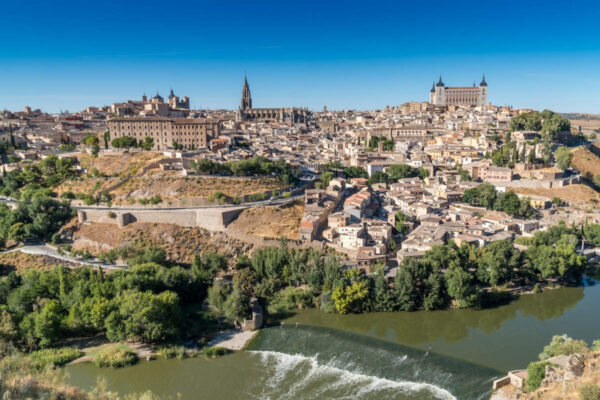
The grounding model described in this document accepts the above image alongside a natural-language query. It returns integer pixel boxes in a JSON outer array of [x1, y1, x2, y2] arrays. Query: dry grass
[[571, 146, 600, 179], [228, 201, 304, 240], [111, 175, 287, 203], [65, 222, 254, 264], [513, 184, 600, 206], [0, 252, 72, 274], [76, 152, 166, 177]]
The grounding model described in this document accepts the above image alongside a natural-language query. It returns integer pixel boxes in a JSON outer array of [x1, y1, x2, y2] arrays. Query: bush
[[282, 192, 292, 198], [202, 346, 228, 358], [208, 191, 227, 204], [107, 211, 116, 219], [579, 384, 600, 400], [539, 335, 590, 360], [29, 347, 83, 368], [526, 361, 548, 392], [94, 346, 138, 368], [157, 345, 187, 360], [149, 195, 162, 205], [592, 339, 600, 351], [248, 192, 267, 202]]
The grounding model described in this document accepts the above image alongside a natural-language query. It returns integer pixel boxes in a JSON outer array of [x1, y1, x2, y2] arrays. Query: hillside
[[63, 221, 255, 264], [227, 200, 304, 240], [513, 185, 600, 207], [571, 145, 600, 179]]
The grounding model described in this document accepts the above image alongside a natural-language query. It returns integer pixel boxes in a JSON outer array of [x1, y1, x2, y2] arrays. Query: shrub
[[248, 192, 267, 202], [138, 198, 149, 205], [232, 196, 241, 204], [592, 339, 600, 351], [526, 361, 548, 392], [539, 335, 590, 360], [579, 384, 600, 400], [271, 190, 280, 198], [29, 347, 83, 368], [202, 346, 228, 358], [157, 345, 187, 360], [282, 192, 292, 198], [107, 211, 116, 219], [94, 346, 138, 368], [149, 195, 162, 205]]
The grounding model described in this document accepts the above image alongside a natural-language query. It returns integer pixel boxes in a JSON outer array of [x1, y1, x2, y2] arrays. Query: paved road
[[3, 244, 127, 270]]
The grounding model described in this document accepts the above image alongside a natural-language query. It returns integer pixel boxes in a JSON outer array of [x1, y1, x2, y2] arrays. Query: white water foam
[[249, 350, 457, 400]]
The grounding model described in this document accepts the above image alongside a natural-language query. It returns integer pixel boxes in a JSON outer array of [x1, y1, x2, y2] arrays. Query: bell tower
[[241, 75, 252, 111]]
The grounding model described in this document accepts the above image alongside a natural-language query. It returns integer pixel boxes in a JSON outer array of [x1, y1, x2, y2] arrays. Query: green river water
[[66, 279, 600, 400]]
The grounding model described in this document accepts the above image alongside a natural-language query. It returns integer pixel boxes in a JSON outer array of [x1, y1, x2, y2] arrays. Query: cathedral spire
[[241, 75, 252, 111], [430, 82, 435, 93], [480, 74, 487, 86], [436, 75, 444, 87]]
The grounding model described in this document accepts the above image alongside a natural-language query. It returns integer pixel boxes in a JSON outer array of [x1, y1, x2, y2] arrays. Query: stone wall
[[77, 207, 245, 231]]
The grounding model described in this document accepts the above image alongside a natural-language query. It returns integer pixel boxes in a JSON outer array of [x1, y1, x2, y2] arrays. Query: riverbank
[[208, 329, 259, 350]]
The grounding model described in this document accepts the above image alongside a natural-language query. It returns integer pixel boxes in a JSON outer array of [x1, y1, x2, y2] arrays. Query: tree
[[91, 144, 100, 157], [140, 137, 154, 151], [394, 211, 409, 234], [394, 259, 422, 311], [111, 136, 137, 149], [82, 134, 100, 147], [331, 269, 369, 314], [103, 131, 110, 149], [368, 171, 389, 185], [106, 290, 182, 342], [477, 240, 520, 286], [34, 300, 63, 347], [371, 266, 397, 311], [387, 164, 417, 181], [555, 146, 572, 170], [445, 263, 479, 308]]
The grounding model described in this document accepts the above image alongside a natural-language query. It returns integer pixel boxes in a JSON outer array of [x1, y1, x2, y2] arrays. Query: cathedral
[[236, 76, 309, 123], [429, 75, 488, 107]]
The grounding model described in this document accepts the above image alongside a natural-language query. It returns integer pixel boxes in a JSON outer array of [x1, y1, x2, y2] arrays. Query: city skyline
[[2, 0, 600, 113]]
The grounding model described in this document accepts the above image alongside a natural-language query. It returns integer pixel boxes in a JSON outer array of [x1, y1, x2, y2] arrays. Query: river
[[66, 279, 599, 399]]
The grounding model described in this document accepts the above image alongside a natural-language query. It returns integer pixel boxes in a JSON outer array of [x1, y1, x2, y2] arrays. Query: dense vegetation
[[193, 156, 298, 185], [0, 154, 78, 247], [110, 135, 154, 150], [367, 136, 394, 152], [510, 110, 571, 140], [367, 164, 429, 185], [0, 248, 228, 349], [462, 183, 534, 218], [207, 225, 586, 317]]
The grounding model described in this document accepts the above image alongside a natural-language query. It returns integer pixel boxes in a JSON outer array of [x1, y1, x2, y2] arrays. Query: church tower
[[241, 75, 252, 111]]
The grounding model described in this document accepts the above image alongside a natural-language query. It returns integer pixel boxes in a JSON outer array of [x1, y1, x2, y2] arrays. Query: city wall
[[77, 207, 245, 231]]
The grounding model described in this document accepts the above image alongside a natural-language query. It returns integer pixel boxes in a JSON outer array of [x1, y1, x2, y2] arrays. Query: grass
[[201, 346, 229, 358], [29, 347, 83, 367], [93, 344, 138, 368], [157, 345, 187, 360]]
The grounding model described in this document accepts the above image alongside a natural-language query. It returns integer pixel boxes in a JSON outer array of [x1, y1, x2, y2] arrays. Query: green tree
[[140, 137, 154, 151], [368, 171, 389, 185], [387, 164, 417, 181], [82, 134, 99, 147], [555, 146, 573, 170], [477, 240, 520, 286], [34, 300, 63, 348], [103, 131, 110, 149]]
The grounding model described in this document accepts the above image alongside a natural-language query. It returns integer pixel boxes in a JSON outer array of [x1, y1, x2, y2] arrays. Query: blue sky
[[1, 0, 599, 113]]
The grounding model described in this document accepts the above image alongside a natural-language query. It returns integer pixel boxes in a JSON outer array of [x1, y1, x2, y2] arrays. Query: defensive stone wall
[[77, 207, 245, 231]]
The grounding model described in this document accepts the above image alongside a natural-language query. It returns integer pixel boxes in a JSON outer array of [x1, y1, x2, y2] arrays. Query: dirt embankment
[[76, 152, 166, 177], [111, 175, 287, 204], [571, 146, 600, 179], [227, 201, 304, 240], [513, 185, 600, 207], [0, 252, 77, 274], [64, 222, 255, 264]]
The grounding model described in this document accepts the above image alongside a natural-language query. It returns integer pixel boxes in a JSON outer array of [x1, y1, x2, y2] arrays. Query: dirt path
[[208, 330, 259, 350]]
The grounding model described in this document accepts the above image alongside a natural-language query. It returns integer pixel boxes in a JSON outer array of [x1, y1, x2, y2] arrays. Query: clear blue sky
[[2, 0, 599, 113]]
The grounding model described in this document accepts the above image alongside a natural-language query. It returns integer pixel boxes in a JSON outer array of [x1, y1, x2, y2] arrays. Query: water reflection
[[284, 286, 585, 346]]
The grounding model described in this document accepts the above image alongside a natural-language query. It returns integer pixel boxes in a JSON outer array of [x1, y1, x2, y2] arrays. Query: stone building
[[236, 76, 309, 123], [107, 117, 220, 150], [429, 75, 488, 107]]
